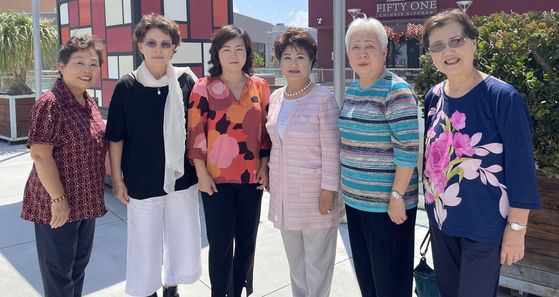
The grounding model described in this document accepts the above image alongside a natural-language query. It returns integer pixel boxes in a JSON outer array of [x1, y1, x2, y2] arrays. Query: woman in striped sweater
[[339, 17, 420, 297]]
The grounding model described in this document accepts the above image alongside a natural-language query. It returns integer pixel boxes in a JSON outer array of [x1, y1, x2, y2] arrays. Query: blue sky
[[232, 0, 309, 27]]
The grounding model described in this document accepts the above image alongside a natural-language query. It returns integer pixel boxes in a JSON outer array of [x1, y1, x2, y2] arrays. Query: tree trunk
[[8, 67, 33, 95], [529, 44, 555, 75]]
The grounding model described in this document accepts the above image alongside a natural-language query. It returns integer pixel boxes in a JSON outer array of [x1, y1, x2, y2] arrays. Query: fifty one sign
[[376, 1, 438, 18]]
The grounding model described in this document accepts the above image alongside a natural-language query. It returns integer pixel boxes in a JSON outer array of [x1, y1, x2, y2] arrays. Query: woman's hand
[[318, 189, 335, 215], [198, 172, 218, 195], [501, 226, 526, 265], [388, 197, 407, 225], [255, 166, 269, 190], [193, 159, 217, 195], [112, 179, 129, 205], [50, 199, 70, 228]]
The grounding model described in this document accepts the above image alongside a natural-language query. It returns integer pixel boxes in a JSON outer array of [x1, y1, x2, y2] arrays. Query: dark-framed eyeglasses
[[429, 37, 470, 53], [144, 41, 173, 49]]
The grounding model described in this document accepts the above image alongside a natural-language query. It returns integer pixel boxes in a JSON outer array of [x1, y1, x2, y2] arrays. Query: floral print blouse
[[423, 76, 540, 245], [187, 74, 271, 184]]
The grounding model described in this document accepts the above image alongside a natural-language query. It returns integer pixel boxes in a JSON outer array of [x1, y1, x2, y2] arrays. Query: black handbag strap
[[419, 230, 431, 259]]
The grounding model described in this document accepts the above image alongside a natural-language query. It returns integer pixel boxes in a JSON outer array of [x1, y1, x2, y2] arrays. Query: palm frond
[[0, 11, 59, 94]]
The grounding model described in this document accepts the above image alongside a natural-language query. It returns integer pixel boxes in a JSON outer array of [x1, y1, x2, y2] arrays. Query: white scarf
[[136, 61, 198, 194]]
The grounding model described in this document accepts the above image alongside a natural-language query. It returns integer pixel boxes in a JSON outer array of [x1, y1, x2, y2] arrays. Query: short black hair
[[58, 35, 104, 78], [133, 13, 181, 59], [274, 27, 317, 69], [422, 9, 479, 51], [208, 25, 254, 76]]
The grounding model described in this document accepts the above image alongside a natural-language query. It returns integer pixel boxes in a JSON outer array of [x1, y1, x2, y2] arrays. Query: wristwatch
[[507, 221, 527, 231], [390, 190, 403, 200]]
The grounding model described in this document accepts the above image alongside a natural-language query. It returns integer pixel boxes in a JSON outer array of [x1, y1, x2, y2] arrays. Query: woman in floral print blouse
[[422, 9, 541, 297], [22, 35, 107, 297], [187, 25, 271, 297]]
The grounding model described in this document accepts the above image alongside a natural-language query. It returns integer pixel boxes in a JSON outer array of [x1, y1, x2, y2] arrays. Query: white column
[[32, 0, 42, 100], [333, 0, 345, 107]]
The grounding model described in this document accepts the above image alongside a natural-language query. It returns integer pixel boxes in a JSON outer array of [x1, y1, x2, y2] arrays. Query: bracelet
[[51, 194, 66, 203]]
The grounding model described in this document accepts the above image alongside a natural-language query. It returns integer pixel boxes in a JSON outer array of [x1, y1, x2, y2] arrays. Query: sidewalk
[[0, 140, 519, 296]]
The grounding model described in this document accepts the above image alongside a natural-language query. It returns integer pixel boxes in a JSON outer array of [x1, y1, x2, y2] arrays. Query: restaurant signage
[[376, 1, 438, 18]]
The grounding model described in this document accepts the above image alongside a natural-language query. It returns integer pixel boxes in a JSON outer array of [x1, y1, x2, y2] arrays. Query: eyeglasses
[[144, 41, 173, 49], [429, 37, 469, 53]]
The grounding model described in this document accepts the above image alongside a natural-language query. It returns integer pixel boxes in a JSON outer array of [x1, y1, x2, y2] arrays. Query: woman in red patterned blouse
[[187, 25, 271, 297], [21, 35, 107, 297]]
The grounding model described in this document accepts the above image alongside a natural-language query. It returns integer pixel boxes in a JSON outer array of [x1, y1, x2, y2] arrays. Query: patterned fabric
[[187, 75, 271, 184], [339, 72, 419, 213], [423, 76, 541, 245], [22, 79, 108, 224]]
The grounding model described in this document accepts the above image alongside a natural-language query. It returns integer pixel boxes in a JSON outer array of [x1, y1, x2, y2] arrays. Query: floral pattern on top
[[187, 75, 271, 184], [424, 83, 509, 230]]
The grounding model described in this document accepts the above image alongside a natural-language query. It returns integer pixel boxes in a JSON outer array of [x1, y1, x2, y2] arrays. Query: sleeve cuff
[[26, 140, 56, 149], [394, 159, 418, 168], [187, 151, 207, 162], [260, 149, 271, 158], [509, 201, 542, 210], [321, 182, 340, 192]]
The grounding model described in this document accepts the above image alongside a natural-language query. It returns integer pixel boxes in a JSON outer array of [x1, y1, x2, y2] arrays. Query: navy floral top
[[423, 76, 540, 244]]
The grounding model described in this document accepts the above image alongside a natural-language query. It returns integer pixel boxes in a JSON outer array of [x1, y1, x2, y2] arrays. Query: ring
[[326, 209, 331, 214], [399, 220, 404, 223]]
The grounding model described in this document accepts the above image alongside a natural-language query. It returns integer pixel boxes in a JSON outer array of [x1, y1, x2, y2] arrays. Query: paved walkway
[[0, 140, 521, 296]]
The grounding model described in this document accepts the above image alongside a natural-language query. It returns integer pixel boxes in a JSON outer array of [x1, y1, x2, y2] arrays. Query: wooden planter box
[[500, 170, 559, 297], [0, 94, 35, 143]]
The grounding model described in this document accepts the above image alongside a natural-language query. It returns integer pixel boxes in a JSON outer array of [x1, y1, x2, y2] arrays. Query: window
[[254, 42, 266, 59]]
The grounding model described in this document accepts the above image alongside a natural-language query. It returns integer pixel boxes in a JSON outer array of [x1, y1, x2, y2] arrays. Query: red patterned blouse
[[21, 79, 108, 224], [187, 75, 271, 184]]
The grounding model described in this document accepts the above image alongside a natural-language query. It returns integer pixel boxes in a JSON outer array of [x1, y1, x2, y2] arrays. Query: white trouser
[[125, 185, 202, 296], [280, 223, 338, 297]]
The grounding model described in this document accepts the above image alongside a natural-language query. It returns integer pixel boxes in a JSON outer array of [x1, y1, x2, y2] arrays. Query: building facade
[[234, 13, 318, 67], [309, 0, 558, 70], [56, 0, 233, 111], [0, 0, 56, 13]]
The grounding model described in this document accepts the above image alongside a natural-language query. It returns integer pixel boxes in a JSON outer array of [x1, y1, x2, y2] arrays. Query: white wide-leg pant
[[280, 223, 338, 297], [125, 185, 202, 296]]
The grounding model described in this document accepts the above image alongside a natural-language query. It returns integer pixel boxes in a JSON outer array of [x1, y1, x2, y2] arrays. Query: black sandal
[[163, 285, 179, 297]]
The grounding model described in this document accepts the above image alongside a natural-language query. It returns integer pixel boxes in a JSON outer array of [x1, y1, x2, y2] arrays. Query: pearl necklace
[[284, 80, 312, 97]]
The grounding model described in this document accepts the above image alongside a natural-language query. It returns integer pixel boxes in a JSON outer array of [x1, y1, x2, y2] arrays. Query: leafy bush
[[414, 11, 559, 178], [253, 52, 265, 68]]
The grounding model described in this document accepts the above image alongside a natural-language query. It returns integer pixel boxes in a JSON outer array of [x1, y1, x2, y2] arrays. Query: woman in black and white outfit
[[105, 14, 200, 297]]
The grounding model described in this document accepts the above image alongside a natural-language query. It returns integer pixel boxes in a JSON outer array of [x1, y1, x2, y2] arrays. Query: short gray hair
[[345, 17, 388, 50]]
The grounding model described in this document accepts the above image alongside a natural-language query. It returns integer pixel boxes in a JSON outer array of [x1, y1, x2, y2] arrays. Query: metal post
[[32, 0, 42, 100], [333, 0, 345, 107]]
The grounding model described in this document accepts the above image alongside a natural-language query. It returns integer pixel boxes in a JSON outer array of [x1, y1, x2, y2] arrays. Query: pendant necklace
[[285, 80, 312, 97]]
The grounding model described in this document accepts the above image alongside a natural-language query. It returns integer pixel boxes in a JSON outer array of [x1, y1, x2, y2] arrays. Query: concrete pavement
[[0, 140, 521, 296]]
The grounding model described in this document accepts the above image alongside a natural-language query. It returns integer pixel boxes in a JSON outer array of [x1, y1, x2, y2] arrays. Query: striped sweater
[[339, 72, 419, 212]]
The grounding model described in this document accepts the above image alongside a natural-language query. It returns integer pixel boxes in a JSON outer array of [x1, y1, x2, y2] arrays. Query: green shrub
[[253, 52, 265, 68], [414, 11, 559, 178]]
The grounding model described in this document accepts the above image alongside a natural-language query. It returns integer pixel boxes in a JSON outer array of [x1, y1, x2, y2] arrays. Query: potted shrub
[[414, 11, 559, 296], [0, 11, 58, 142]]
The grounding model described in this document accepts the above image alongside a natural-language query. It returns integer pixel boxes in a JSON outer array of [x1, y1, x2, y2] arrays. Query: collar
[[51, 79, 94, 109]]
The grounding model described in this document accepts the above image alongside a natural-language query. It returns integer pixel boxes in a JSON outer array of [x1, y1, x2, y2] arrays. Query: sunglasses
[[144, 41, 173, 49], [429, 37, 469, 53]]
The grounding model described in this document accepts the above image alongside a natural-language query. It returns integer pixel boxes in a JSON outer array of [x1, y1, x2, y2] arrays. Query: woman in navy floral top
[[421, 10, 540, 297], [22, 35, 107, 297]]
